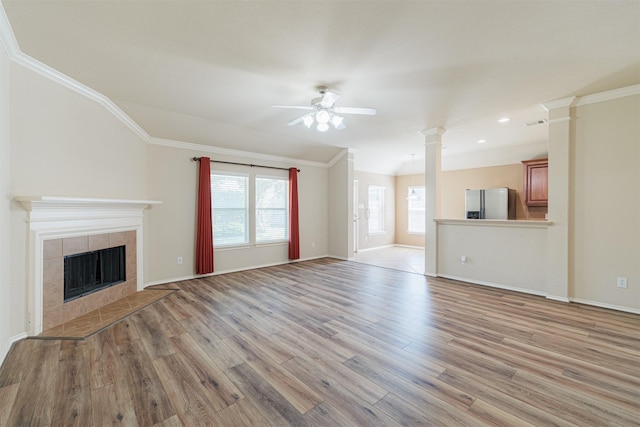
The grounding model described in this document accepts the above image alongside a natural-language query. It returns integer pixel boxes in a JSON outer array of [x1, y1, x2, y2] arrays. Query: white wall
[[571, 94, 640, 311], [145, 143, 330, 283]]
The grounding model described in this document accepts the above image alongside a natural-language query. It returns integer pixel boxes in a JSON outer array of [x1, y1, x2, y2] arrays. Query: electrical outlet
[[177, 256, 183, 265], [616, 277, 627, 288]]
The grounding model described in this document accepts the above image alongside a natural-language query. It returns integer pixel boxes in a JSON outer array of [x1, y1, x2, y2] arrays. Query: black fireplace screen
[[63, 245, 126, 302]]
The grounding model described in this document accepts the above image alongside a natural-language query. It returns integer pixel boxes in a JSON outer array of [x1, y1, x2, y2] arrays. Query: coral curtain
[[288, 167, 300, 260], [196, 157, 214, 274]]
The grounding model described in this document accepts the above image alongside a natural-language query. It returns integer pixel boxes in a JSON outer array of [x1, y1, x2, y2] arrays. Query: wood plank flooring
[[1, 258, 639, 426]]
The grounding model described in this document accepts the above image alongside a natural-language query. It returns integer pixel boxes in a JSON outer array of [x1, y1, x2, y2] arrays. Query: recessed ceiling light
[[477, 139, 486, 144], [498, 117, 510, 123]]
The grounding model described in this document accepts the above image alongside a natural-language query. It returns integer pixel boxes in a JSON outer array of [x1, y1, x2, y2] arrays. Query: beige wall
[[3, 56, 150, 361], [0, 37, 20, 362], [571, 94, 639, 310], [146, 144, 330, 282], [437, 221, 548, 294], [9, 65, 148, 199], [441, 163, 547, 220], [353, 170, 396, 251], [395, 173, 425, 247], [327, 151, 350, 259]]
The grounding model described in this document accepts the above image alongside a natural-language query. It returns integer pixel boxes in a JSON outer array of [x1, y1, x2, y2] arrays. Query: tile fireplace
[[14, 196, 161, 335]]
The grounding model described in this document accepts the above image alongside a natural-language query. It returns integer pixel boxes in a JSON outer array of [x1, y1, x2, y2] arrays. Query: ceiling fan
[[273, 87, 376, 132]]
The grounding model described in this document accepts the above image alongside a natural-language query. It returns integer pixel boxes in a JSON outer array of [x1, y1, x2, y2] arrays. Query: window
[[211, 173, 249, 246], [368, 185, 385, 234], [256, 176, 289, 243], [408, 186, 426, 234]]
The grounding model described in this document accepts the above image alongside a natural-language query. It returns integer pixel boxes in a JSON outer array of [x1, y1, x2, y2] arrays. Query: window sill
[[215, 244, 252, 251], [255, 240, 288, 248], [407, 231, 425, 235]]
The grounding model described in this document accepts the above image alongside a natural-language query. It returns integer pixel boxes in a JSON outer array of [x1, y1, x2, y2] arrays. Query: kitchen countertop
[[435, 218, 552, 228]]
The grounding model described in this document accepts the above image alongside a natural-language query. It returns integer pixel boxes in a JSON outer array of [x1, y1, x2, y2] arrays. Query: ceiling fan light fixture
[[317, 123, 329, 132], [303, 115, 314, 128], [330, 115, 344, 128], [315, 110, 331, 124]]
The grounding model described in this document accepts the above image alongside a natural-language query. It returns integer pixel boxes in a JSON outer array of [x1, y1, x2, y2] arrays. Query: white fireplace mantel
[[14, 196, 161, 335]]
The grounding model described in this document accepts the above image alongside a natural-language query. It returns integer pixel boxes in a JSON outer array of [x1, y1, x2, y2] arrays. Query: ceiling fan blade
[[287, 113, 311, 126], [273, 105, 315, 110], [333, 106, 377, 115], [319, 90, 340, 107]]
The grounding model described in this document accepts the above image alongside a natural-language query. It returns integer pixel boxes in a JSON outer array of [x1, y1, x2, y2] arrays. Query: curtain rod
[[191, 157, 300, 172]]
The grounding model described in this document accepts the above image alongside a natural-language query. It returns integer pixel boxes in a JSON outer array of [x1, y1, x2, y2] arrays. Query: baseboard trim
[[569, 298, 640, 315], [437, 274, 547, 297], [546, 295, 571, 303], [144, 255, 331, 287], [1, 332, 28, 368]]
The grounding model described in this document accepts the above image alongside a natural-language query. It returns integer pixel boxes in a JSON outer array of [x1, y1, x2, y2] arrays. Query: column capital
[[420, 127, 447, 137]]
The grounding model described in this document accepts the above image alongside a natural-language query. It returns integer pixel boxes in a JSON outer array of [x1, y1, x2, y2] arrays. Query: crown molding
[[543, 96, 577, 111], [1, 3, 332, 170], [0, 2, 19, 56], [149, 137, 328, 169], [575, 84, 640, 106], [327, 148, 350, 168]]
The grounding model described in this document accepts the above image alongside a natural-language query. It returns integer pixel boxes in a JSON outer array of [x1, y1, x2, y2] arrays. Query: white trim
[[0, 3, 332, 172], [0, 2, 19, 56], [394, 244, 425, 250], [435, 218, 551, 228], [327, 148, 349, 168], [543, 96, 577, 111], [0, 332, 27, 367], [546, 295, 571, 303], [569, 298, 640, 315], [576, 84, 640, 106], [144, 254, 331, 287], [438, 274, 547, 297], [14, 196, 160, 335], [421, 127, 447, 137], [547, 117, 571, 124], [356, 244, 395, 253]]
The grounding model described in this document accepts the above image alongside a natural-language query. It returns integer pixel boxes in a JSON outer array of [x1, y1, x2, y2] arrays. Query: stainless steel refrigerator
[[465, 187, 516, 219]]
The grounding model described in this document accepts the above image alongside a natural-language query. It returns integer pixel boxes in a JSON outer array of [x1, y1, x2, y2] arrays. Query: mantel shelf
[[14, 196, 161, 212]]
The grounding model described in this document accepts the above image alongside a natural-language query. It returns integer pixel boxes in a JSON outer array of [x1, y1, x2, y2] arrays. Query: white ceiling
[[3, 1, 639, 175]]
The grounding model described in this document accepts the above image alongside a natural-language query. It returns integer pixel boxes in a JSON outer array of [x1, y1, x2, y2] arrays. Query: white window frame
[[255, 175, 289, 244], [210, 172, 249, 248], [407, 186, 426, 234], [367, 185, 386, 235]]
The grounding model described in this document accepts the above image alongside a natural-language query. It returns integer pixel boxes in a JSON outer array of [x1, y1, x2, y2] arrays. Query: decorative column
[[421, 127, 446, 277], [543, 97, 576, 302]]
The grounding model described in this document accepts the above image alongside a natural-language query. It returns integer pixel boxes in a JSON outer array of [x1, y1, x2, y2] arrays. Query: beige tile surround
[[42, 230, 137, 331]]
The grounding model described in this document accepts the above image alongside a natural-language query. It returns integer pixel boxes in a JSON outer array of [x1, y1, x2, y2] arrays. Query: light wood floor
[[1, 258, 638, 426], [352, 246, 425, 274]]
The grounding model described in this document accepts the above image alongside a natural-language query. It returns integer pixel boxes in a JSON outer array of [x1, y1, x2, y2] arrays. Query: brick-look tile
[[43, 239, 62, 260], [63, 236, 89, 256], [88, 233, 110, 251]]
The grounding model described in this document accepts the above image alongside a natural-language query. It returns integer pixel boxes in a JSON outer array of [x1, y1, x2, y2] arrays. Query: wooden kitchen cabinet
[[522, 158, 548, 207]]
